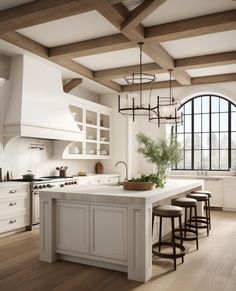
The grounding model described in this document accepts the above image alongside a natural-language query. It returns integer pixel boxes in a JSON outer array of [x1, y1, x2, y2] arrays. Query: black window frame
[[174, 94, 236, 171]]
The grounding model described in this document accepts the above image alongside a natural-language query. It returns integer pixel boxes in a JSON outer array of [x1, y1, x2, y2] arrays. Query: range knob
[[43, 184, 47, 188], [74, 181, 77, 184], [65, 182, 69, 185], [46, 184, 51, 188], [60, 184, 65, 187], [34, 185, 38, 190], [39, 185, 43, 189]]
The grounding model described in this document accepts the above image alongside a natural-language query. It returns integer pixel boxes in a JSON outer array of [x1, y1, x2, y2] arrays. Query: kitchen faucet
[[115, 161, 128, 181]]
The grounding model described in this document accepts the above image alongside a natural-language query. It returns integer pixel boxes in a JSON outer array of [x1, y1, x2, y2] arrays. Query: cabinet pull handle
[[9, 202, 17, 206], [9, 219, 16, 224], [9, 190, 17, 194], [97, 180, 101, 182]]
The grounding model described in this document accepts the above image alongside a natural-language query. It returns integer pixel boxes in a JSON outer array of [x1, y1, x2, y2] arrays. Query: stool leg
[[205, 201, 209, 236], [208, 197, 211, 230], [159, 216, 162, 252], [179, 215, 184, 263], [171, 217, 177, 270], [152, 213, 154, 235], [189, 206, 192, 230], [194, 205, 199, 250], [184, 207, 187, 237]]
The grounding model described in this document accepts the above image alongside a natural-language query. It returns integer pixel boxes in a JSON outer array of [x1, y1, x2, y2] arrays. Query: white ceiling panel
[[17, 11, 119, 47], [161, 30, 236, 59], [0, 0, 34, 11], [75, 48, 153, 71], [114, 72, 171, 85], [187, 64, 236, 78], [122, 0, 236, 27]]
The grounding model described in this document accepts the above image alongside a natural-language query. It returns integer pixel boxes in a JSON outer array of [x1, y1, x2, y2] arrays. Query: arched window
[[174, 94, 236, 171]]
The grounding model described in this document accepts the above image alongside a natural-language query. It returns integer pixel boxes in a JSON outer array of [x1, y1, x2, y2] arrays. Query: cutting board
[[95, 162, 104, 174]]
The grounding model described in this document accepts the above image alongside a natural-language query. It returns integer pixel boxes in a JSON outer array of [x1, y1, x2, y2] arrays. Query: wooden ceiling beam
[[146, 9, 236, 42], [0, 32, 121, 92], [94, 63, 164, 81], [121, 0, 166, 32], [175, 51, 236, 70], [91, 1, 191, 85], [48, 34, 134, 58], [63, 78, 83, 93], [122, 73, 236, 91]]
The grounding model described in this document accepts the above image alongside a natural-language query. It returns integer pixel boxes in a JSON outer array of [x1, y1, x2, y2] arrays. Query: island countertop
[[39, 179, 204, 204]]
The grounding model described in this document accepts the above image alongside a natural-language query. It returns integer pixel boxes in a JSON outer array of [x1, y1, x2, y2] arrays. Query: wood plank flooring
[[0, 211, 236, 291]]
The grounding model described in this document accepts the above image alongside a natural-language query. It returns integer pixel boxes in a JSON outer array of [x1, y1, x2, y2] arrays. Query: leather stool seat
[[172, 197, 197, 207], [153, 205, 182, 217], [187, 193, 208, 201], [191, 190, 212, 198]]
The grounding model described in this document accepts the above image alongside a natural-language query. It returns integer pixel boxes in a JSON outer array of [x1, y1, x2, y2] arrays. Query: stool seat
[[187, 193, 208, 201], [172, 197, 197, 207], [153, 205, 182, 217], [191, 190, 212, 198]]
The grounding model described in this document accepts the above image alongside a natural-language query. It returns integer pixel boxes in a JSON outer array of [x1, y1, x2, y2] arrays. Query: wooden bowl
[[123, 181, 155, 191]]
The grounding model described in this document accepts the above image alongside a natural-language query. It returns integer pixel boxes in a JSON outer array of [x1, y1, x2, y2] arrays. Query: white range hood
[[4, 55, 83, 142]]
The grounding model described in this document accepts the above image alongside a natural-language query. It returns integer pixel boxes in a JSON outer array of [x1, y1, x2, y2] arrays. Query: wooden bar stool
[[186, 193, 209, 236], [171, 197, 199, 250], [152, 205, 185, 270], [191, 190, 212, 230]]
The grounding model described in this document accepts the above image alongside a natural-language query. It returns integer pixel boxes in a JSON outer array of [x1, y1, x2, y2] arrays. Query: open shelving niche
[[53, 94, 112, 160]]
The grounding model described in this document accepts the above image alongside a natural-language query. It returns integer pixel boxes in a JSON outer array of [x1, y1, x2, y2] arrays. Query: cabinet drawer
[[0, 186, 29, 198], [0, 214, 29, 233], [0, 197, 29, 216]]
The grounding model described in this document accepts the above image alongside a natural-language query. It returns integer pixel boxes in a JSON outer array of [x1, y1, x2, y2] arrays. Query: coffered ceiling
[[0, 0, 235, 94]]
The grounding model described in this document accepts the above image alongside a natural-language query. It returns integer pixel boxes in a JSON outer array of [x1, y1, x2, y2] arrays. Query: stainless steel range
[[13, 176, 78, 229]]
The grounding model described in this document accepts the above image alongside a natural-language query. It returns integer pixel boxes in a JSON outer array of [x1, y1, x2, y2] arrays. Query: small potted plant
[[136, 131, 182, 184]]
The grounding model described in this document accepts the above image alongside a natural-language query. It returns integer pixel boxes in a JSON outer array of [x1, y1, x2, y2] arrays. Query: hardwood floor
[[0, 211, 236, 291]]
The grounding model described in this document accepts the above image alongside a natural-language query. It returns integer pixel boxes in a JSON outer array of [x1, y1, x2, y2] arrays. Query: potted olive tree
[[135, 131, 182, 187]]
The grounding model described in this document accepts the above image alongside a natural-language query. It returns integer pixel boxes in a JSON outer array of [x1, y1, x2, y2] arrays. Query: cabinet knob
[[9, 219, 16, 224], [9, 190, 17, 194], [9, 202, 17, 206]]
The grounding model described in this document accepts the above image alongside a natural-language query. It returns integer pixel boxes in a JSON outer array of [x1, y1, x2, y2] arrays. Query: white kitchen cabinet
[[0, 183, 30, 234], [56, 201, 89, 254], [77, 174, 120, 186], [53, 94, 112, 160], [223, 178, 236, 211], [204, 178, 223, 208]]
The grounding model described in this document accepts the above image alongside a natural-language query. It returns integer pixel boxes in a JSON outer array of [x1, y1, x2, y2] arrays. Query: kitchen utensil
[[22, 170, 35, 180], [56, 166, 68, 177], [95, 162, 104, 174]]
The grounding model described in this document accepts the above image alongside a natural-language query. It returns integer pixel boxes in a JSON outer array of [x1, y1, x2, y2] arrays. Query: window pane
[[211, 96, 219, 112], [202, 96, 209, 113], [185, 134, 192, 149], [202, 133, 209, 149], [194, 98, 201, 114], [185, 102, 191, 114], [211, 113, 219, 132], [231, 104, 236, 112], [202, 114, 209, 132], [194, 115, 201, 132], [194, 150, 201, 169], [232, 132, 236, 149], [185, 115, 192, 132], [211, 133, 219, 149], [177, 151, 184, 169], [220, 132, 228, 149], [185, 151, 192, 169], [212, 150, 219, 170], [220, 113, 228, 131], [231, 150, 236, 168], [231, 112, 236, 131], [202, 150, 209, 170], [220, 150, 228, 170], [177, 134, 184, 148], [220, 99, 228, 112], [194, 133, 201, 149]]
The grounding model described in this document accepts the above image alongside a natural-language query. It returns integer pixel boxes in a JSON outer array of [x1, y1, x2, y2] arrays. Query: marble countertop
[[0, 181, 30, 187], [40, 179, 204, 204]]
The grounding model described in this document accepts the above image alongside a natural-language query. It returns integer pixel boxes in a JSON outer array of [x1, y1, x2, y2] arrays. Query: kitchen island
[[39, 179, 203, 282]]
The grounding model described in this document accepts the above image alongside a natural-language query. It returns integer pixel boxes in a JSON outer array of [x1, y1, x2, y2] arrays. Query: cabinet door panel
[[56, 202, 89, 254], [90, 205, 127, 261], [223, 180, 236, 209], [204, 180, 223, 207]]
